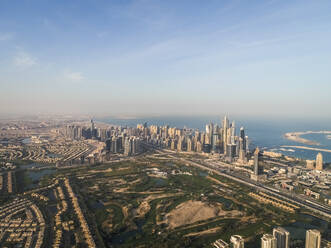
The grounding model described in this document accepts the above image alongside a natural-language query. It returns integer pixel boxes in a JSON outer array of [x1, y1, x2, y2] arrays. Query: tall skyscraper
[[212, 132, 219, 153], [222, 116, 229, 154], [240, 127, 246, 152], [245, 135, 249, 153], [254, 147, 261, 175], [124, 137, 131, 156], [230, 235, 244, 248], [171, 139, 176, 150], [305, 229, 321, 248], [177, 138, 182, 152], [315, 153, 323, 171], [226, 143, 236, 162], [306, 160, 315, 170], [231, 120, 236, 142], [273, 227, 290, 248], [261, 234, 277, 248], [91, 119, 95, 131], [187, 137, 192, 152]]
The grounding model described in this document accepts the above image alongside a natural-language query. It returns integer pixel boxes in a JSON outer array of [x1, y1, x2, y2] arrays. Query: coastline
[[283, 131, 331, 146]]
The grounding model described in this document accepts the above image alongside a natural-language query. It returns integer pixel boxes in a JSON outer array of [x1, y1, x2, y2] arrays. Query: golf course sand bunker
[[166, 200, 241, 229]]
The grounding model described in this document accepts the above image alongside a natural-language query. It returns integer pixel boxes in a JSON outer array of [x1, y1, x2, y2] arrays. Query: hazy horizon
[[1, 0, 331, 119]]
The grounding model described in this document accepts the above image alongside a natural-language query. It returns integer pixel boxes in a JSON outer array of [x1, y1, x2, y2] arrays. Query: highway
[[148, 146, 331, 220]]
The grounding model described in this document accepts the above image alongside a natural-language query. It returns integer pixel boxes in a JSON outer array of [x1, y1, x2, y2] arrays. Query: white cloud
[[65, 72, 84, 81], [0, 32, 13, 41], [14, 52, 37, 67]]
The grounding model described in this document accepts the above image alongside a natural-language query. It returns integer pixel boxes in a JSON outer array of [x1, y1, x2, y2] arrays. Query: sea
[[98, 116, 331, 163]]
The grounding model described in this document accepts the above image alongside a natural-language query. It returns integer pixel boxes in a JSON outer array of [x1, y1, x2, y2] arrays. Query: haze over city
[[1, 1, 331, 248], [1, 0, 331, 119]]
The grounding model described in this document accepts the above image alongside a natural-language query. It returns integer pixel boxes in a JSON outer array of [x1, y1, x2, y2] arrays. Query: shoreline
[[283, 131, 331, 146]]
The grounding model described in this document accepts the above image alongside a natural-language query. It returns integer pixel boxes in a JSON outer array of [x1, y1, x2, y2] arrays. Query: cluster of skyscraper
[[144, 116, 250, 162], [65, 120, 108, 141], [65, 120, 143, 156], [65, 117, 250, 160], [214, 228, 323, 248]]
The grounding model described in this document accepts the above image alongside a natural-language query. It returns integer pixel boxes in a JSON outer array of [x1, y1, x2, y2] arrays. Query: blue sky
[[1, 0, 331, 119]]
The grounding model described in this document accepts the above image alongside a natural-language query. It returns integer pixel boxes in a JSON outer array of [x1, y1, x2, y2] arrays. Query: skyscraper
[[177, 138, 182, 152], [261, 234, 277, 248], [90, 119, 96, 137], [222, 116, 229, 154], [91, 119, 95, 132], [315, 153, 323, 171], [306, 160, 315, 170], [124, 137, 131, 156], [230, 235, 244, 248], [305, 229, 321, 248], [226, 143, 236, 162], [240, 127, 246, 152], [254, 147, 261, 175], [187, 137, 192, 152], [273, 227, 290, 248]]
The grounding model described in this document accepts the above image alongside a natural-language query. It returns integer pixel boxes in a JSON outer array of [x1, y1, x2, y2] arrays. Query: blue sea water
[[98, 116, 331, 163]]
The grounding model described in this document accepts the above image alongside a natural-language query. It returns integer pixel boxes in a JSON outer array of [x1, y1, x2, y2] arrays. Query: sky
[[0, 0, 331, 119]]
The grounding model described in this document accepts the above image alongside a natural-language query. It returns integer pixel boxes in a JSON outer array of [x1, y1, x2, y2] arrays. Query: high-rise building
[[231, 120, 236, 143], [196, 141, 202, 152], [187, 138, 192, 152], [240, 127, 246, 152], [315, 153, 323, 171], [306, 160, 315, 170], [254, 147, 261, 175], [213, 239, 229, 248], [91, 119, 95, 132], [238, 137, 246, 162], [230, 235, 244, 248], [226, 143, 236, 162], [305, 229, 321, 248], [124, 137, 131, 156], [177, 138, 182, 152], [245, 135, 249, 153], [171, 139, 176, 150], [212, 132, 219, 153], [273, 227, 290, 248], [223, 116, 229, 155], [261, 234, 277, 248]]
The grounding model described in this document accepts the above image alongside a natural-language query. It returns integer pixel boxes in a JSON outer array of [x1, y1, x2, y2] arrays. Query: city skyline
[[1, 0, 331, 119]]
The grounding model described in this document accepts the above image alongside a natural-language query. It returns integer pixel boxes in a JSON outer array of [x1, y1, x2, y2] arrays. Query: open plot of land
[[166, 200, 242, 229]]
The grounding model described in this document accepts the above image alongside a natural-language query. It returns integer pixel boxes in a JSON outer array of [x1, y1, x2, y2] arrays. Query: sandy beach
[[284, 131, 331, 146]]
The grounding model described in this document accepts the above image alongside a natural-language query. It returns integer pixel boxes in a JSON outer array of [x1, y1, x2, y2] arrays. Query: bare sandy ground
[[165, 200, 242, 229]]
